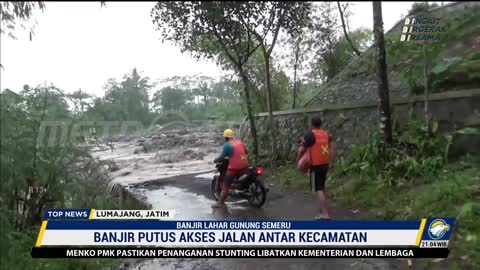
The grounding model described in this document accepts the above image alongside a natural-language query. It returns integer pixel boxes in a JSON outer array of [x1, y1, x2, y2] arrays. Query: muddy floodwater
[[145, 186, 250, 220], [93, 141, 217, 187], [95, 127, 408, 270]]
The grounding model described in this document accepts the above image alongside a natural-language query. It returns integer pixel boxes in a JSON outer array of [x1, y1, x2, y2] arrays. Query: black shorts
[[310, 164, 329, 192]]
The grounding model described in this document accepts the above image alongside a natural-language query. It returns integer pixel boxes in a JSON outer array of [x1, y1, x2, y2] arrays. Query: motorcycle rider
[[212, 129, 249, 208]]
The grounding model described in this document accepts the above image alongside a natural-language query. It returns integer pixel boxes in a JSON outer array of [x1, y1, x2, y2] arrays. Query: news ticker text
[[31, 247, 449, 258]]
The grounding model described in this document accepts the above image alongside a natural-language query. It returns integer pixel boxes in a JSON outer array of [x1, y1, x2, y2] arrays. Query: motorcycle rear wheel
[[211, 176, 221, 201]]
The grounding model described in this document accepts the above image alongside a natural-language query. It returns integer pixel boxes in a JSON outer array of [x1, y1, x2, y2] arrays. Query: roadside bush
[[331, 156, 480, 268], [0, 86, 130, 270], [337, 119, 448, 185]]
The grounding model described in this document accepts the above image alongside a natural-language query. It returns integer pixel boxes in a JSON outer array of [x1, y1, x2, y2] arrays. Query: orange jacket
[[228, 140, 249, 170], [310, 129, 330, 165]]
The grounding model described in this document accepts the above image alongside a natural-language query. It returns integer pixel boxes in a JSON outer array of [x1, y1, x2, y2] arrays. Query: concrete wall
[[238, 89, 480, 160]]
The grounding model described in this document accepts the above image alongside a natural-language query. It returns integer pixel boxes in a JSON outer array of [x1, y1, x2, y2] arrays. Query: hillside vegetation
[[273, 7, 480, 268], [306, 5, 480, 106], [270, 122, 480, 269]]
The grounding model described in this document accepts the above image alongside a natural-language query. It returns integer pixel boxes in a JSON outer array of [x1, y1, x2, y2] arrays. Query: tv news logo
[[427, 219, 450, 240]]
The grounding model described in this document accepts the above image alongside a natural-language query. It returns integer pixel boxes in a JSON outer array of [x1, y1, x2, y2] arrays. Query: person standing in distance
[[298, 117, 336, 220]]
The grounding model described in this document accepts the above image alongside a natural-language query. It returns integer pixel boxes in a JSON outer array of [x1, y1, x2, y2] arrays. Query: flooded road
[[145, 186, 251, 219], [95, 126, 406, 270], [120, 173, 399, 270]]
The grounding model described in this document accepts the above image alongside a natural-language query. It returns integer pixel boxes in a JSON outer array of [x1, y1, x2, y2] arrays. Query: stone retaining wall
[[238, 89, 480, 160]]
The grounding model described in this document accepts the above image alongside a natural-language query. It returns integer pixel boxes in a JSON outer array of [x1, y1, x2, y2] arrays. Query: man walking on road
[[298, 117, 336, 220]]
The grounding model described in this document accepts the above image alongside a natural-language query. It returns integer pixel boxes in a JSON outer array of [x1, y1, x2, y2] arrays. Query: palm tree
[[69, 89, 92, 116], [121, 68, 153, 123]]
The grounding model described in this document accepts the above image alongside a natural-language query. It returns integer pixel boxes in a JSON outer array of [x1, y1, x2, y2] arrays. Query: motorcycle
[[211, 160, 268, 207]]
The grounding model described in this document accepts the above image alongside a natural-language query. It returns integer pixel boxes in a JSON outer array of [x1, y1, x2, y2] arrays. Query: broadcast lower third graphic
[[32, 211, 455, 259]]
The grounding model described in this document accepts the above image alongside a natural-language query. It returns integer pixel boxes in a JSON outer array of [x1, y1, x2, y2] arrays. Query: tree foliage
[[0, 1, 45, 39], [153, 86, 187, 112], [308, 3, 372, 83], [151, 1, 263, 157], [151, 75, 242, 121], [151, 2, 259, 67], [309, 2, 340, 82], [336, 1, 361, 57], [407, 2, 439, 15], [90, 68, 153, 125], [330, 28, 372, 73], [244, 49, 290, 112], [237, 1, 312, 160], [0, 85, 124, 270]]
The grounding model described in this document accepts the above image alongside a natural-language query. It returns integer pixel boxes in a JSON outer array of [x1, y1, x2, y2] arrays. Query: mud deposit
[[93, 125, 222, 189]]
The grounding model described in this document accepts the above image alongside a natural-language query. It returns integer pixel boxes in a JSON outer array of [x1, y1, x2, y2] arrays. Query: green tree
[[279, 21, 315, 109], [0, 1, 45, 69], [153, 86, 187, 112], [244, 49, 291, 113], [103, 68, 153, 124], [69, 89, 92, 118], [152, 1, 262, 157], [211, 79, 229, 103], [1, 84, 123, 270], [239, 1, 312, 160], [310, 2, 341, 83], [407, 1, 439, 15], [122, 68, 152, 124], [310, 4, 372, 83], [336, 1, 361, 56], [372, 2, 393, 144], [195, 82, 211, 107], [332, 28, 372, 71], [411, 1, 438, 132], [0, 1, 45, 40], [152, 74, 243, 121]]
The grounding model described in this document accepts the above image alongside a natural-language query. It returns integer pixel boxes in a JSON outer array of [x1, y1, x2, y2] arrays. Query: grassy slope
[[313, 7, 480, 103], [267, 155, 480, 269]]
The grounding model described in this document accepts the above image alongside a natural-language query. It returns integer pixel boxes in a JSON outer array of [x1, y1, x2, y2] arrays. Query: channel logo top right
[[400, 16, 447, 42]]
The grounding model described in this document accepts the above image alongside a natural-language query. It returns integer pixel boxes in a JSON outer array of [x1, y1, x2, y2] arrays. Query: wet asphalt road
[[122, 172, 408, 270]]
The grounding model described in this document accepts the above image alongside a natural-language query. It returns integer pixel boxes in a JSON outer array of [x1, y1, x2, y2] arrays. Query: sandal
[[314, 214, 331, 220]]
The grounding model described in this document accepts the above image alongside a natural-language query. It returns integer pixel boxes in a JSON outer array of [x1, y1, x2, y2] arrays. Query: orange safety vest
[[228, 140, 249, 170], [310, 129, 330, 165]]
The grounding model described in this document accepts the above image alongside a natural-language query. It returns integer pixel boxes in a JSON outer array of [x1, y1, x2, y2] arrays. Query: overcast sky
[[0, 1, 447, 96]]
